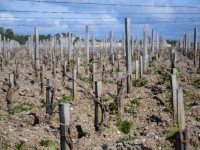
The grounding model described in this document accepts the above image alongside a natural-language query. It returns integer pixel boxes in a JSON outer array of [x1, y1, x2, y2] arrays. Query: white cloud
[[0, 13, 20, 21], [53, 20, 68, 29], [26, 18, 33, 21], [100, 14, 117, 22]]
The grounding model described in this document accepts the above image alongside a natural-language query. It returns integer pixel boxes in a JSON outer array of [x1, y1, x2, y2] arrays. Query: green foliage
[[158, 73, 170, 84], [51, 144, 57, 150], [109, 102, 117, 113], [132, 77, 148, 87], [0, 27, 4, 36], [118, 135, 136, 142], [116, 115, 133, 134], [15, 140, 26, 150], [81, 77, 90, 83], [0, 113, 4, 117], [40, 139, 52, 147], [109, 94, 116, 100], [103, 97, 109, 102], [73, 36, 79, 45], [166, 125, 179, 143], [125, 104, 137, 115], [5, 29, 14, 39], [54, 95, 74, 105], [9, 102, 34, 115], [40, 98, 46, 108], [132, 98, 141, 106], [89, 58, 94, 63], [196, 116, 200, 122], [192, 78, 200, 89], [2, 139, 10, 149], [166, 39, 177, 46], [104, 79, 114, 84]]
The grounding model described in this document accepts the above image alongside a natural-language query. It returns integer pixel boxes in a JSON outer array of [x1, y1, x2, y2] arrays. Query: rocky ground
[[0, 47, 200, 150]]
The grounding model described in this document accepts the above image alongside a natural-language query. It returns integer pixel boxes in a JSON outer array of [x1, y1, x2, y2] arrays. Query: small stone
[[117, 130, 120, 134], [70, 108, 73, 110], [155, 136, 159, 139]]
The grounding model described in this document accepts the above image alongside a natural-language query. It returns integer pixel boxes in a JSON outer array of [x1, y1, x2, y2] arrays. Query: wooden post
[[68, 32, 72, 61], [0, 34, 1, 54], [9, 73, 14, 88], [60, 33, 63, 66], [125, 18, 132, 94], [94, 81, 103, 131], [77, 57, 80, 76], [36, 60, 40, 79], [194, 28, 198, 67], [171, 74, 177, 118], [116, 72, 123, 114], [34, 27, 39, 63], [62, 60, 67, 82], [177, 88, 185, 130], [0, 56, 2, 71], [102, 62, 105, 83], [72, 68, 77, 100], [85, 26, 89, 75], [46, 79, 54, 115], [59, 103, 71, 150], [151, 30, 155, 55], [92, 62, 97, 90], [139, 56, 143, 78], [52, 56, 56, 78], [40, 66, 45, 96], [143, 24, 148, 73], [135, 60, 139, 79]]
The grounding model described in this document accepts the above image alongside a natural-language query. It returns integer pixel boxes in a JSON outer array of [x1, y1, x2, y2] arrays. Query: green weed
[[9, 102, 34, 115]]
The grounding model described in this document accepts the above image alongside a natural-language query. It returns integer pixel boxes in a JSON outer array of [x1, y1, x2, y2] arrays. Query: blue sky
[[0, 0, 200, 41]]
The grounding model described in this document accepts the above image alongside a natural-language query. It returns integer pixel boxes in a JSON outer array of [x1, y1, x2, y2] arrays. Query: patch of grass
[[116, 114, 133, 134], [125, 104, 137, 115], [158, 73, 170, 84], [166, 125, 179, 143], [109, 94, 116, 100], [118, 135, 136, 142], [54, 95, 74, 105], [109, 102, 117, 114], [40, 139, 52, 147], [15, 140, 27, 150], [105, 79, 114, 84], [147, 69, 152, 74], [103, 97, 109, 102], [81, 77, 90, 83], [0, 113, 4, 117], [195, 116, 200, 122], [2, 139, 10, 149], [132, 77, 148, 87], [192, 78, 200, 89], [9, 102, 34, 115], [132, 98, 141, 106]]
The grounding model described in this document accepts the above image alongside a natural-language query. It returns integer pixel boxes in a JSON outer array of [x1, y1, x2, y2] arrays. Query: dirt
[[0, 47, 200, 150]]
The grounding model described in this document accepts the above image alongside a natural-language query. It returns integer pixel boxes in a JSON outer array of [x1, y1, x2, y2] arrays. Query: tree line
[[0, 27, 51, 45]]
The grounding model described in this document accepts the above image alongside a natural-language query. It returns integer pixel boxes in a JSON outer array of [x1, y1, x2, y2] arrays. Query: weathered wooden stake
[[116, 72, 123, 114], [72, 68, 77, 100], [125, 18, 132, 94], [94, 81, 103, 131], [170, 74, 177, 118], [59, 103, 71, 150], [92, 62, 97, 90], [139, 56, 143, 78], [135, 60, 139, 79], [40, 66, 45, 95], [46, 79, 54, 115], [177, 88, 185, 130]]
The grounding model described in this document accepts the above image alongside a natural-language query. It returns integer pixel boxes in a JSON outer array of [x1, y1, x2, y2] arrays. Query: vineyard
[[0, 19, 200, 150]]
